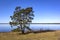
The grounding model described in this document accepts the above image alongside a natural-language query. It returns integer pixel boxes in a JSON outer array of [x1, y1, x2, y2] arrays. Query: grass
[[0, 30, 60, 40]]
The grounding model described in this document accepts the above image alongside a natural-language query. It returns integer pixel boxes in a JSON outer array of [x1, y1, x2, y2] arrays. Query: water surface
[[0, 24, 60, 32]]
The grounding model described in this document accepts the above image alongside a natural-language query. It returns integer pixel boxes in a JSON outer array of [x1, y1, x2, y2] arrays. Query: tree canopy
[[9, 6, 34, 34]]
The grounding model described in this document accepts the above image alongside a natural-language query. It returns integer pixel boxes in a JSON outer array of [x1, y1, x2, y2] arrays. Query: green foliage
[[12, 28, 20, 32]]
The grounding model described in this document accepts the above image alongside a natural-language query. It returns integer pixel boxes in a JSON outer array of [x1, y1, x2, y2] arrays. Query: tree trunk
[[22, 28, 25, 34], [20, 24, 25, 34]]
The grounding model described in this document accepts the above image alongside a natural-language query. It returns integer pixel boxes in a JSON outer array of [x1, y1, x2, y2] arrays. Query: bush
[[12, 28, 20, 32]]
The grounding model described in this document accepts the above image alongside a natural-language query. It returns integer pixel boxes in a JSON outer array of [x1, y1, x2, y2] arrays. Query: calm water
[[0, 24, 60, 32]]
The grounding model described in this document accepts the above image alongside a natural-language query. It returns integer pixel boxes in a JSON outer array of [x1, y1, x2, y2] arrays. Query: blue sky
[[0, 0, 60, 23]]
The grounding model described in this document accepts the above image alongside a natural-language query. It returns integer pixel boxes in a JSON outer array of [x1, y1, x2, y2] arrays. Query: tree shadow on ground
[[18, 30, 56, 35], [33, 30, 56, 34]]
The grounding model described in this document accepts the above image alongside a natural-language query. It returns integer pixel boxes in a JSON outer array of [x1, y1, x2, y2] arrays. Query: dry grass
[[0, 30, 60, 40]]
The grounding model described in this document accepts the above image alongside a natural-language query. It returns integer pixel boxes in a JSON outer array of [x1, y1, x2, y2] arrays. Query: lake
[[0, 24, 60, 32]]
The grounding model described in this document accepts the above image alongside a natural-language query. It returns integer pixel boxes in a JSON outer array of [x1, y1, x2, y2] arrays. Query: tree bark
[[20, 24, 25, 34]]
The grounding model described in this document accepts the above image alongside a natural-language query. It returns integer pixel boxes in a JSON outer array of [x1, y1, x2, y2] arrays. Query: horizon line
[[0, 23, 60, 24]]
